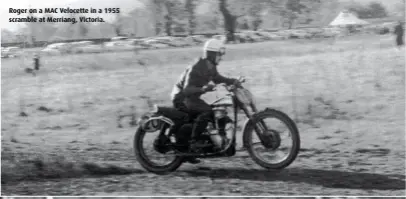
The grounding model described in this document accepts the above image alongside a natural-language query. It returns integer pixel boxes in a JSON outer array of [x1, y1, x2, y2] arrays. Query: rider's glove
[[233, 79, 242, 87], [202, 84, 216, 93], [233, 77, 245, 87]]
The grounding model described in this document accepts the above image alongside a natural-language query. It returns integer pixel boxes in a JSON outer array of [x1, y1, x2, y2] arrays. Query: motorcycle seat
[[153, 104, 190, 122]]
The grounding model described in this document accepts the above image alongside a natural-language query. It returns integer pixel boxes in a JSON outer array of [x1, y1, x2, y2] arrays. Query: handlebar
[[215, 76, 246, 92]]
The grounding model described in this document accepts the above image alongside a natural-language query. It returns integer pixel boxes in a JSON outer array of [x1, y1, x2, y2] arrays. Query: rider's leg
[[191, 111, 212, 139], [170, 100, 187, 136], [217, 116, 232, 135], [184, 98, 213, 148], [173, 99, 202, 164]]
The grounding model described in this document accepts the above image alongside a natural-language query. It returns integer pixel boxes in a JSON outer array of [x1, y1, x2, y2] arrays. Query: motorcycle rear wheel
[[133, 126, 184, 174]]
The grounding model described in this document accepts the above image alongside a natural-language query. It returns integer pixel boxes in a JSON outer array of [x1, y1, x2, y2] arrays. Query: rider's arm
[[182, 69, 206, 97], [183, 86, 205, 96], [212, 69, 237, 85]]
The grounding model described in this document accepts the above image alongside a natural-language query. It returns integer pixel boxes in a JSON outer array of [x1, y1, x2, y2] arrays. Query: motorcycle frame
[[170, 86, 271, 158], [140, 85, 272, 158]]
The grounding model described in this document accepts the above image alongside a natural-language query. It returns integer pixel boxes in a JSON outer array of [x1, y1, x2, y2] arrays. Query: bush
[[378, 27, 390, 35], [346, 2, 388, 19]]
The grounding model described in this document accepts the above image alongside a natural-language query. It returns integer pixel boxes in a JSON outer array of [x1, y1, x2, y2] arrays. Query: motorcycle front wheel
[[244, 109, 300, 170], [133, 126, 184, 174]]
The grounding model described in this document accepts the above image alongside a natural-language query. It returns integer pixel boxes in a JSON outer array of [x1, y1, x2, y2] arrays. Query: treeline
[[141, 0, 326, 41], [346, 1, 389, 19], [1, 0, 398, 44], [110, 0, 397, 41]]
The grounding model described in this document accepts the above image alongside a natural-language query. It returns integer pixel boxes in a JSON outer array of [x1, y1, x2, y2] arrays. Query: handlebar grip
[[238, 76, 246, 83]]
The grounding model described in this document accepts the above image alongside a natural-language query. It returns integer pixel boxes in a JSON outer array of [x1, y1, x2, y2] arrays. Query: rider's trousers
[[184, 98, 213, 139]]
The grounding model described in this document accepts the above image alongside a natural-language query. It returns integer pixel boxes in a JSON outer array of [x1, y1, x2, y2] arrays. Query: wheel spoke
[[140, 129, 178, 166], [246, 110, 300, 169]]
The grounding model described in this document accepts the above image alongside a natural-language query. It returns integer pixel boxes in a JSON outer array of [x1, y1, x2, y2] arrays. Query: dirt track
[[2, 37, 405, 196], [2, 147, 405, 195]]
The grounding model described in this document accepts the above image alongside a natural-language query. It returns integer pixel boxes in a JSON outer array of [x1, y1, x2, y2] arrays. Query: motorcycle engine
[[208, 107, 233, 151], [172, 107, 234, 154]]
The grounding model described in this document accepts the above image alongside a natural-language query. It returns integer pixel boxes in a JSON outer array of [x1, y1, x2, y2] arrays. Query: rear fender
[[140, 114, 175, 133], [154, 105, 189, 122]]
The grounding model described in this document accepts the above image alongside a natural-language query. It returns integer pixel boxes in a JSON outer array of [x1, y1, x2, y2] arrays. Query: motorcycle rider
[[170, 38, 241, 164]]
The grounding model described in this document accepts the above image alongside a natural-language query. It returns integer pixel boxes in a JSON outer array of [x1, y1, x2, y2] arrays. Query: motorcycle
[[134, 77, 300, 174]]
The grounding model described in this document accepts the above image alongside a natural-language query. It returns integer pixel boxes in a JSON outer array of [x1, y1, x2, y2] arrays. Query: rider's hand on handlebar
[[234, 77, 245, 87], [238, 76, 246, 83], [202, 84, 216, 93]]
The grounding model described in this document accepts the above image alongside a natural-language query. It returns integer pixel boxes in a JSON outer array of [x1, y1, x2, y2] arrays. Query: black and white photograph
[[11, 197, 406, 199], [1, 197, 51, 199], [1, 0, 405, 196]]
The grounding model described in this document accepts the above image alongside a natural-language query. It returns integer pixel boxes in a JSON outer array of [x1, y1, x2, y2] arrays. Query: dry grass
[[1, 33, 405, 195]]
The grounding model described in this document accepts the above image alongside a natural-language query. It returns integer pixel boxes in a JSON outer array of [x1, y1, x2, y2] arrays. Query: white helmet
[[203, 38, 226, 58]]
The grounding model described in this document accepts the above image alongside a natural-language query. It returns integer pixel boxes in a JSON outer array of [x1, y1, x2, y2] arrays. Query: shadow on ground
[[181, 167, 405, 190], [1, 160, 145, 185]]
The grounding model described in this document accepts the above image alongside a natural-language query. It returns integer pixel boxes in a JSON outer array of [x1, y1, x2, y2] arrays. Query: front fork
[[243, 103, 280, 149]]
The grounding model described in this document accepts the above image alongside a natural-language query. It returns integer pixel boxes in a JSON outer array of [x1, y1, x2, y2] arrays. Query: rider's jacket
[[171, 58, 236, 104]]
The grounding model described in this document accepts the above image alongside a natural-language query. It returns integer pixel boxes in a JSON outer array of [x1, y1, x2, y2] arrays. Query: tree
[[23, 13, 58, 42], [185, 0, 198, 34], [277, 0, 322, 29], [219, 0, 280, 40], [64, 13, 79, 38], [164, 1, 176, 36], [346, 1, 388, 19], [151, 0, 164, 35], [78, 16, 89, 37], [200, 14, 222, 32], [129, 8, 147, 37], [152, 0, 187, 36], [219, 0, 268, 41], [394, 0, 405, 18], [111, 13, 125, 36], [219, 0, 240, 41], [311, 0, 339, 26], [238, 19, 250, 30], [78, 24, 88, 38], [247, 2, 267, 30], [1, 29, 17, 43], [367, 2, 388, 18]]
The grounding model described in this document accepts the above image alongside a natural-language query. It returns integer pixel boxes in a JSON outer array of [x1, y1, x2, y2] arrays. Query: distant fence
[[0, 32, 223, 48], [0, 26, 354, 48], [1, 38, 112, 48], [2, 21, 401, 49], [3, 28, 326, 48]]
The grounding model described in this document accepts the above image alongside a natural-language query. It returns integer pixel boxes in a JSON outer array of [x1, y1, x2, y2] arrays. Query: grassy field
[[1, 34, 405, 195]]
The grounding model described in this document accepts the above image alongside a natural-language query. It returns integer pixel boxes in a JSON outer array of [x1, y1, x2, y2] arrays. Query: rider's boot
[[184, 139, 201, 164], [184, 157, 201, 164], [185, 111, 211, 164], [188, 138, 201, 152]]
